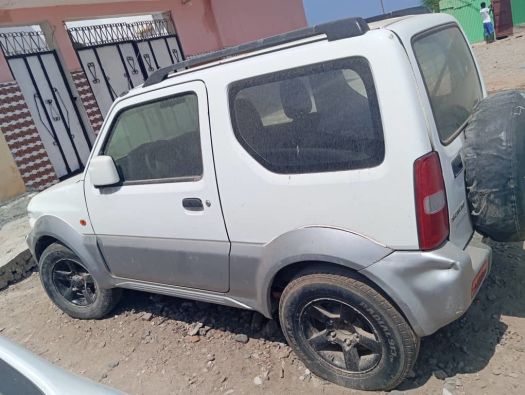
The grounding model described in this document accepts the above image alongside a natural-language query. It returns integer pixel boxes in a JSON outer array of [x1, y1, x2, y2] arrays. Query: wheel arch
[[239, 226, 393, 318], [29, 215, 114, 288], [34, 235, 60, 261]]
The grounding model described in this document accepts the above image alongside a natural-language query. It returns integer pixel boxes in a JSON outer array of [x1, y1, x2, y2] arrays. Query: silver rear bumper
[[360, 235, 492, 337]]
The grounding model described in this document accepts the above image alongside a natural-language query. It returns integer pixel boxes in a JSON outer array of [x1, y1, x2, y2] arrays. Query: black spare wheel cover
[[464, 90, 525, 242]]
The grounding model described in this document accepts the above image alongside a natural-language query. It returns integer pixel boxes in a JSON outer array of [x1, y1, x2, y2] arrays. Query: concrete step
[[0, 217, 36, 290]]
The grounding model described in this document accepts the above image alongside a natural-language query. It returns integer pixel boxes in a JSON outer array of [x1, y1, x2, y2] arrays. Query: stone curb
[[0, 248, 37, 291]]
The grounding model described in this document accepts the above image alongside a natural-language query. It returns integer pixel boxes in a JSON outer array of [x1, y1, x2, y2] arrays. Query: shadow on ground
[[112, 289, 287, 344]]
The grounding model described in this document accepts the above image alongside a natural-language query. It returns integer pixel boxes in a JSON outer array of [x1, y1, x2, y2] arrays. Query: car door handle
[[182, 198, 204, 211]]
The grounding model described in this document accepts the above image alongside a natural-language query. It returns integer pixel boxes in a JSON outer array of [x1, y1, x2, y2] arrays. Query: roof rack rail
[[143, 17, 369, 88], [365, 6, 431, 23]]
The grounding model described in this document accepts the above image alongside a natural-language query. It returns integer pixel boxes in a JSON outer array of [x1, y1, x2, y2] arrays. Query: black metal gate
[[67, 19, 185, 117], [0, 30, 94, 179]]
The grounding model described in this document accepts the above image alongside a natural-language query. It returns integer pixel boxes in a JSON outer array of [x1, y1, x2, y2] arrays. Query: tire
[[39, 243, 122, 319], [464, 90, 525, 242], [279, 270, 419, 391]]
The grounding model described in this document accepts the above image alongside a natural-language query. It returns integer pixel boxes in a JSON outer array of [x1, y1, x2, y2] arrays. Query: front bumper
[[360, 235, 492, 337]]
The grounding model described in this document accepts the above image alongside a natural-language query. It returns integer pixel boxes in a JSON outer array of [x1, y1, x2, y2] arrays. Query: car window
[[229, 57, 384, 174], [0, 359, 44, 395], [413, 26, 483, 143], [103, 92, 203, 182]]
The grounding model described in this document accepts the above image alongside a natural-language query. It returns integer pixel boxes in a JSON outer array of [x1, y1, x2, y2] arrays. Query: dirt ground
[[473, 27, 525, 92], [1, 33, 525, 395], [2, 240, 525, 395]]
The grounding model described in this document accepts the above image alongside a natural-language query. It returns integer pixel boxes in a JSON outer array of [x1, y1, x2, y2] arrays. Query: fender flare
[[229, 226, 393, 317], [29, 215, 114, 289]]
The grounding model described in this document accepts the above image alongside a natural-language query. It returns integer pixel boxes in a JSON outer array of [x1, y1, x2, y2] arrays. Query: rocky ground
[[1, 31, 525, 395]]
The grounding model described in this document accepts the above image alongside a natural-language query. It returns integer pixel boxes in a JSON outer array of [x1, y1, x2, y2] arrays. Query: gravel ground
[[1, 30, 525, 395]]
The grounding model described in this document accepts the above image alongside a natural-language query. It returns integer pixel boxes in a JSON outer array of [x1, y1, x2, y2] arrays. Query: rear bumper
[[360, 235, 492, 337]]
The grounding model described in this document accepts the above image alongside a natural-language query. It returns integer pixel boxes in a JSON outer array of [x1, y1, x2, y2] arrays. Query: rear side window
[[103, 92, 203, 183], [229, 57, 384, 174], [413, 25, 483, 143]]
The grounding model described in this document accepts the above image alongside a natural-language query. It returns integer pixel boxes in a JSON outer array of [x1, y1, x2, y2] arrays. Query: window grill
[[0, 30, 50, 57], [67, 19, 176, 48]]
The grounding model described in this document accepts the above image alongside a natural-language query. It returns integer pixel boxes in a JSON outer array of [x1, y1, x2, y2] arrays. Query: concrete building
[[0, 0, 306, 200]]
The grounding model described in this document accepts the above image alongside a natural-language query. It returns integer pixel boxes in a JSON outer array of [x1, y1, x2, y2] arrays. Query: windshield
[[413, 25, 483, 143]]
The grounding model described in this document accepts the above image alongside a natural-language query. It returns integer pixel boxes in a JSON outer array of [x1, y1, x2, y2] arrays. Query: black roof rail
[[143, 17, 369, 88], [365, 6, 431, 23]]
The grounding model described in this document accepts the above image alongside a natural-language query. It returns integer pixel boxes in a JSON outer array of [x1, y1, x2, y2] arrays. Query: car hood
[[28, 174, 83, 215], [42, 174, 84, 193], [27, 174, 92, 234]]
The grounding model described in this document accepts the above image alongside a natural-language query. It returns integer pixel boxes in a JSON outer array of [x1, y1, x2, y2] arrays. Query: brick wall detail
[[71, 70, 104, 134], [0, 81, 57, 191]]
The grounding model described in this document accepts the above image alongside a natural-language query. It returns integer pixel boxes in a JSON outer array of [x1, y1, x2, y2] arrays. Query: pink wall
[[211, 0, 306, 47], [0, 0, 306, 82]]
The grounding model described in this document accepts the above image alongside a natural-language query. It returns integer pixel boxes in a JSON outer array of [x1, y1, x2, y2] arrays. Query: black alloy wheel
[[300, 298, 382, 373], [39, 243, 122, 319], [279, 270, 419, 391], [52, 259, 97, 306]]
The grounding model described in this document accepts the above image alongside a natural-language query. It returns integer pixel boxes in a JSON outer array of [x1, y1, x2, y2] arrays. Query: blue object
[[484, 21, 495, 37]]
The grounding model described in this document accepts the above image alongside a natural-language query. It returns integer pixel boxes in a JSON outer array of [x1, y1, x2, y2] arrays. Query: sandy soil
[[473, 27, 525, 93], [1, 29, 525, 395]]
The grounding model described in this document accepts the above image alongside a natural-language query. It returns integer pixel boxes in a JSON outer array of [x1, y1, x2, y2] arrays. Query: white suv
[[27, 12, 493, 391]]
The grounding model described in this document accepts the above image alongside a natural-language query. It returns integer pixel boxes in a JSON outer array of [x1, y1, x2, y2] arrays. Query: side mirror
[[89, 156, 120, 187]]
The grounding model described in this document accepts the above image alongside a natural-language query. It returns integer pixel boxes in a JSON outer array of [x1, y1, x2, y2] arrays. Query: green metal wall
[[439, 0, 489, 43], [511, 0, 525, 25], [440, 0, 525, 43]]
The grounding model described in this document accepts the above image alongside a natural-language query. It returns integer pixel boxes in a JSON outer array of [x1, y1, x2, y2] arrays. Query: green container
[[440, 0, 525, 43], [439, 0, 489, 43], [511, 0, 525, 25]]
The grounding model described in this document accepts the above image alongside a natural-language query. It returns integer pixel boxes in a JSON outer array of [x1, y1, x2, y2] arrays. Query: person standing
[[480, 2, 495, 43]]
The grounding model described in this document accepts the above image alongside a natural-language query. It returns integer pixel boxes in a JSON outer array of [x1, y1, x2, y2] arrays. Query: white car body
[[28, 13, 491, 338]]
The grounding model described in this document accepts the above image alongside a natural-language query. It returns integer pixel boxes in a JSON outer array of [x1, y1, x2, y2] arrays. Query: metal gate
[[67, 19, 184, 117], [0, 30, 94, 179], [493, 0, 514, 38]]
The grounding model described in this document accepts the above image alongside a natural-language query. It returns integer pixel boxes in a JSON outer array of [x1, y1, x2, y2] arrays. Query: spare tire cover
[[464, 90, 525, 242]]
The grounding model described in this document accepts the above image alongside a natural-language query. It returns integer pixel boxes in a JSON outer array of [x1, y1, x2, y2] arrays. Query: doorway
[[0, 28, 94, 179], [66, 17, 184, 117]]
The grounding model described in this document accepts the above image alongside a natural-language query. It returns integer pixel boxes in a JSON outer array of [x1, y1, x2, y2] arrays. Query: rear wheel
[[279, 271, 419, 391], [39, 243, 121, 319]]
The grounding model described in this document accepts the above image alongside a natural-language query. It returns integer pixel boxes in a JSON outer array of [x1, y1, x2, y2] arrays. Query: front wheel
[[39, 243, 122, 319], [279, 271, 419, 391]]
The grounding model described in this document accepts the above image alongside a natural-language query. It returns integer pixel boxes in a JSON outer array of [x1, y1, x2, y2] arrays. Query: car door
[[84, 80, 230, 292]]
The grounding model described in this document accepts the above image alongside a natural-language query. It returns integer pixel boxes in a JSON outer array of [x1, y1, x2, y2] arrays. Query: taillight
[[414, 152, 449, 251]]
